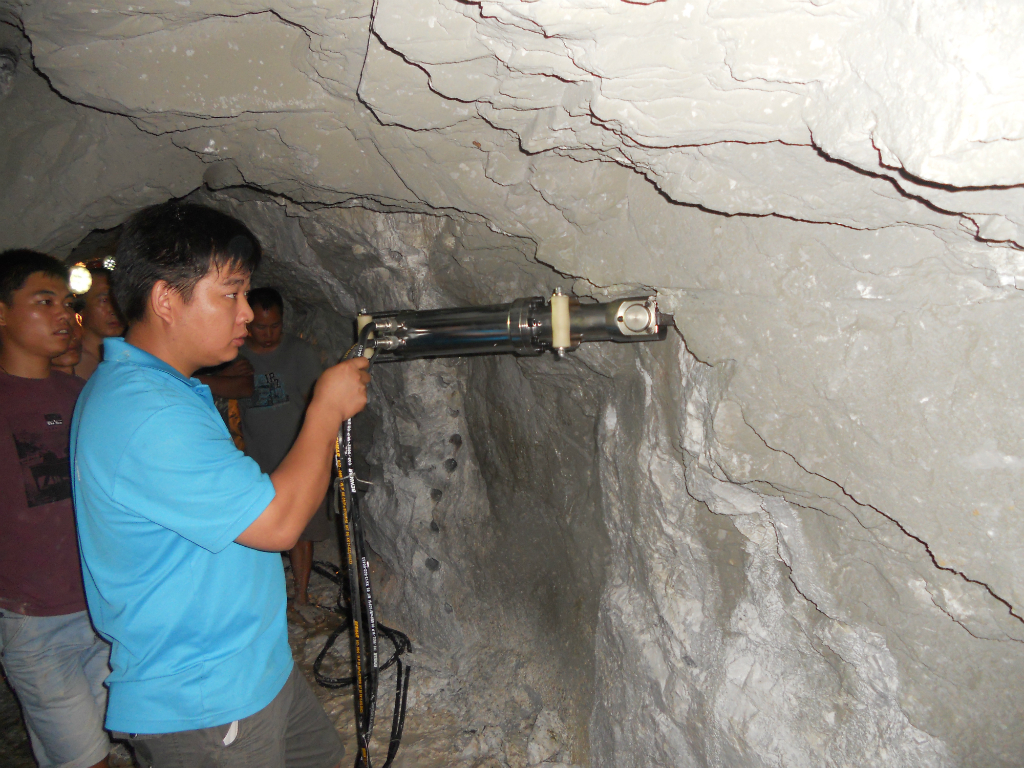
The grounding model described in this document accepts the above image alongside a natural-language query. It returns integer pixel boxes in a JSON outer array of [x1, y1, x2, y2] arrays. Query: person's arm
[[198, 374, 254, 399], [197, 356, 255, 399], [235, 356, 370, 551]]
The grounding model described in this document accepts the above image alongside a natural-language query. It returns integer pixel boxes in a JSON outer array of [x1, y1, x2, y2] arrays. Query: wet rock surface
[[3, 2, 1024, 766]]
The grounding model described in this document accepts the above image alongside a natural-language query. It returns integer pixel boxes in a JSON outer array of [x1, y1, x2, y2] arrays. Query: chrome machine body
[[360, 292, 673, 362]]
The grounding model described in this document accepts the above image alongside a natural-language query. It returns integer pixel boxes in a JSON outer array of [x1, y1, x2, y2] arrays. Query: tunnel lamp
[[103, 256, 116, 270], [68, 263, 93, 295]]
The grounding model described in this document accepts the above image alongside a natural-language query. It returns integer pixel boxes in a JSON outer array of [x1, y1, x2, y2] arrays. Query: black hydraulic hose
[[346, 324, 376, 761], [383, 631, 411, 766], [315, 324, 411, 768], [310, 562, 409, 686], [337, 458, 370, 765]]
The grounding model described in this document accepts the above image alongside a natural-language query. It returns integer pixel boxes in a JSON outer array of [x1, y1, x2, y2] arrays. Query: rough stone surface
[[2, 1, 1024, 766]]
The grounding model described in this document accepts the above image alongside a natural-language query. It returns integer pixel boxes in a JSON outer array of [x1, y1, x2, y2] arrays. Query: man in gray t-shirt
[[238, 287, 329, 605]]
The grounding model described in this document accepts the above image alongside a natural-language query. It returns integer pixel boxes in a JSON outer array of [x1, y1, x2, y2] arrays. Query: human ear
[[0, 301, 7, 328], [149, 280, 177, 325]]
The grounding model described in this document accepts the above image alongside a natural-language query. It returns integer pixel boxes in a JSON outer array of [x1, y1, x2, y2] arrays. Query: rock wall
[[3, 1, 1024, 766]]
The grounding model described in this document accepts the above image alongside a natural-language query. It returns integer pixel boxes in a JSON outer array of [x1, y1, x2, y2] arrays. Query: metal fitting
[[371, 336, 406, 352], [372, 317, 403, 335]]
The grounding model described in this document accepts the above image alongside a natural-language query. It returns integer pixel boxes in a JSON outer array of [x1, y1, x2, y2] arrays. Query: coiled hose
[[311, 322, 412, 768]]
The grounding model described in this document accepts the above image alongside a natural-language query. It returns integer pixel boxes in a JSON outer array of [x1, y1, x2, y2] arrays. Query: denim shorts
[[114, 663, 344, 768], [0, 609, 111, 768]]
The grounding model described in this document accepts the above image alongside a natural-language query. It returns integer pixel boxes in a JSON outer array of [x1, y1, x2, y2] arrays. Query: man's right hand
[[238, 355, 371, 552], [313, 357, 371, 422]]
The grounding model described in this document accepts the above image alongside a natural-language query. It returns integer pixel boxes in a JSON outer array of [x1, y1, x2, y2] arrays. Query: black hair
[[0, 249, 69, 305], [113, 202, 261, 324], [248, 286, 283, 313]]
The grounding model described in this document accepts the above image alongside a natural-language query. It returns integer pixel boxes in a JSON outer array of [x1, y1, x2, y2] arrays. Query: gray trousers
[[115, 664, 344, 768]]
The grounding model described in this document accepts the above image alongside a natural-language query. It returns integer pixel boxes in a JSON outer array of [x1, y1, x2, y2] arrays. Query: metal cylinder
[[366, 294, 671, 362], [371, 298, 543, 361], [530, 297, 667, 347]]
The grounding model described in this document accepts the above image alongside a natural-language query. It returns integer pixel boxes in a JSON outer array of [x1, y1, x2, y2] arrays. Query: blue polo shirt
[[70, 338, 291, 734]]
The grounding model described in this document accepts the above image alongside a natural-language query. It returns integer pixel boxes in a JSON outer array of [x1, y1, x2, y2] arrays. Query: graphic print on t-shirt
[[11, 411, 71, 507], [250, 372, 290, 409]]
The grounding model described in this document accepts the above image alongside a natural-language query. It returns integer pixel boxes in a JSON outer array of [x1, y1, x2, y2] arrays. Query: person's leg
[[281, 665, 344, 768], [288, 541, 313, 605], [120, 713, 286, 768], [291, 496, 330, 607], [118, 664, 343, 768], [0, 610, 111, 768], [80, 621, 113, 768]]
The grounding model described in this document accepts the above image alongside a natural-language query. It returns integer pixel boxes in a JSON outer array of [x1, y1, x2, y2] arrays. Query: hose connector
[[371, 336, 406, 352]]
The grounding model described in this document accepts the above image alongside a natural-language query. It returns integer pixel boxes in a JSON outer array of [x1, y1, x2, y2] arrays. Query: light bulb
[[69, 263, 93, 295]]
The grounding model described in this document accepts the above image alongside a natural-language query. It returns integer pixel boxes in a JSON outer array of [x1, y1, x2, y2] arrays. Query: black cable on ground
[[309, 562, 410, 687], [310, 325, 412, 768]]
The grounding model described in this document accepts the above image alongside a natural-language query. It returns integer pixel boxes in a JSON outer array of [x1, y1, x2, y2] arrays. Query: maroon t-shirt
[[0, 370, 88, 616]]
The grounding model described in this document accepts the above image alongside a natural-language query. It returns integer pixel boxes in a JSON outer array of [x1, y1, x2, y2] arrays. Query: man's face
[[52, 313, 84, 368], [248, 305, 283, 351], [0, 272, 75, 359], [81, 273, 125, 338], [174, 265, 253, 370]]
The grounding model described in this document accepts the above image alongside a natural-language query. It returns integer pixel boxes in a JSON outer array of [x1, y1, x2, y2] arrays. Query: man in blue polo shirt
[[70, 203, 370, 768]]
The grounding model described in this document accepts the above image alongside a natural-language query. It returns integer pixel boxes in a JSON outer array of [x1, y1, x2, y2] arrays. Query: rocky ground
[[0, 550, 579, 768], [290, 544, 580, 768]]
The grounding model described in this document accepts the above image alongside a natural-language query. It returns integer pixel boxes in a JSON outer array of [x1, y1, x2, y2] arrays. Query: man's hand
[[311, 357, 371, 422], [196, 355, 255, 399], [221, 356, 254, 378], [236, 356, 370, 552]]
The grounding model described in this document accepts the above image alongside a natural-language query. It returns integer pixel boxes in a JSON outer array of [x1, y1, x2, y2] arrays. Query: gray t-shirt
[[238, 335, 323, 473]]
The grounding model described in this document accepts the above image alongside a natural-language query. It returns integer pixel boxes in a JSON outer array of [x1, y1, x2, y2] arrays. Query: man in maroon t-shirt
[[0, 250, 112, 768]]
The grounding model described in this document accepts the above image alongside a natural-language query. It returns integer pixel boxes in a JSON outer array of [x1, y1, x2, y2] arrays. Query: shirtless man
[[52, 313, 84, 377], [76, 268, 124, 379]]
